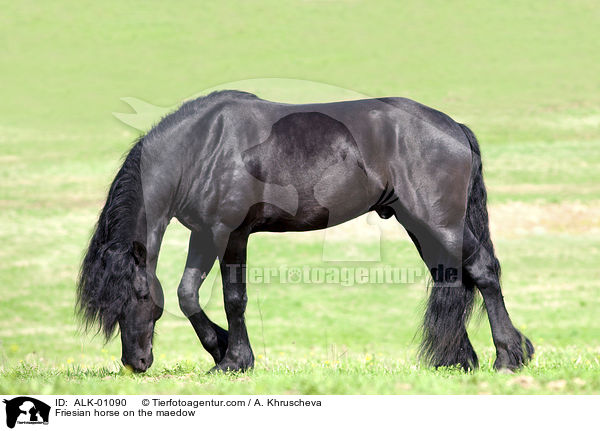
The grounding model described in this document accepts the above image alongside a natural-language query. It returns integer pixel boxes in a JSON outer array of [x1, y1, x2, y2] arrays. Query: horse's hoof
[[208, 357, 254, 374], [207, 365, 224, 374], [207, 364, 241, 374], [493, 331, 534, 372]]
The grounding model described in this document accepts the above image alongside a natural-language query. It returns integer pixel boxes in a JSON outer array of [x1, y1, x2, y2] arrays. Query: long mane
[[76, 139, 144, 339]]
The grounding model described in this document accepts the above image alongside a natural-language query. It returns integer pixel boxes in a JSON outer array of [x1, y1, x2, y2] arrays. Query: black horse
[[77, 90, 533, 373]]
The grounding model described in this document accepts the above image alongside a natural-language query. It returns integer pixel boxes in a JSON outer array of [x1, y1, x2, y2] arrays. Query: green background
[[1, 0, 599, 394]]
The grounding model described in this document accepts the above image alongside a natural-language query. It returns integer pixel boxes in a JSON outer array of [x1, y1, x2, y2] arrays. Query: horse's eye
[[133, 287, 149, 300]]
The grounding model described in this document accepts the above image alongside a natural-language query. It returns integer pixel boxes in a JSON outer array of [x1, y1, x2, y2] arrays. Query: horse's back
[[144, 92, 474, 238]]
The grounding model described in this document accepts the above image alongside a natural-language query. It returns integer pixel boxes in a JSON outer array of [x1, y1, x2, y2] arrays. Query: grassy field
[[1, 0, 599, 394]]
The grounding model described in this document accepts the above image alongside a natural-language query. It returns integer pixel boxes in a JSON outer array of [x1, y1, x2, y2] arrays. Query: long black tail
[[419, 124, 493, 371], [460, 123, 500, 276]]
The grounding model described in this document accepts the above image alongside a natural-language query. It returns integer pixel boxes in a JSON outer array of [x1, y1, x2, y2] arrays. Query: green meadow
[[1, 0, 599, 394]]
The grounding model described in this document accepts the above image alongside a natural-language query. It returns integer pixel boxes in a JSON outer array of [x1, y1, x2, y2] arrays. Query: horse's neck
[[134, 201, 169, 273]]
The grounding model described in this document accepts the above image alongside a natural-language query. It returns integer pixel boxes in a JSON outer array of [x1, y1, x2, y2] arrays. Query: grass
[[1, 0, 599, 394], [1, 228, 599, 394]]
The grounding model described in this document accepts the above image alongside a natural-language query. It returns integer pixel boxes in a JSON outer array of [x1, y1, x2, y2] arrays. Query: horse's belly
[[240, 111, 377, 232]]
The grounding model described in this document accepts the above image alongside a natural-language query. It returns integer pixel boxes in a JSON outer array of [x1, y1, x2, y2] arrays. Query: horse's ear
[[131, 241, 147, 267]]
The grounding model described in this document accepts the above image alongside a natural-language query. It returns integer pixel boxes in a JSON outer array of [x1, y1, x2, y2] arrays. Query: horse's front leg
[[178, 231, 228, 364], [211, 231, 254, 373]]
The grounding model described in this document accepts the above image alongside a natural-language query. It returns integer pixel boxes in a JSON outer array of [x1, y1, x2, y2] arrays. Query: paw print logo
[[287, 267, 302, 284]]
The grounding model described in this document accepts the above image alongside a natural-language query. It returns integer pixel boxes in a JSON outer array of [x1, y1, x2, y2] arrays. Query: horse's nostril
[[139, 357, 146, 365]]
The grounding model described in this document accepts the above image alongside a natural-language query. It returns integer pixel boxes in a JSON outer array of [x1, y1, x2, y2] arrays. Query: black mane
[[144, 90, 258, 141], [76, 139, 144, 339]]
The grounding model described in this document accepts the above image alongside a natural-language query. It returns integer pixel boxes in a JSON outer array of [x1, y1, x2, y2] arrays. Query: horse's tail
[[460, 123, 500, 275], [76, 139, 144, 339], [419, 124, 491, 371]]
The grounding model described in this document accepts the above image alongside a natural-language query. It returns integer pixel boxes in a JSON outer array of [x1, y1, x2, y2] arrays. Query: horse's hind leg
[[178, 231, 228, 364], [412, 226, 478, 371], [463, 228, 533, 370], [394, 207, 478, 371]]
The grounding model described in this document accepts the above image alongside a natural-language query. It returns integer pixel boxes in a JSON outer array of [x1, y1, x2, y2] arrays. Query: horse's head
[[118, 241, 163, 373], [77, 141, 166, 373]]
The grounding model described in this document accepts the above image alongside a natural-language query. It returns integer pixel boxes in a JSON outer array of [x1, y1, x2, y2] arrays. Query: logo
[[3, 397, 50, 429]]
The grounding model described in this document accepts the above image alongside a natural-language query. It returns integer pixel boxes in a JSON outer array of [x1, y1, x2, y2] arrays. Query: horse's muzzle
[[122, 354, 153, 373]]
